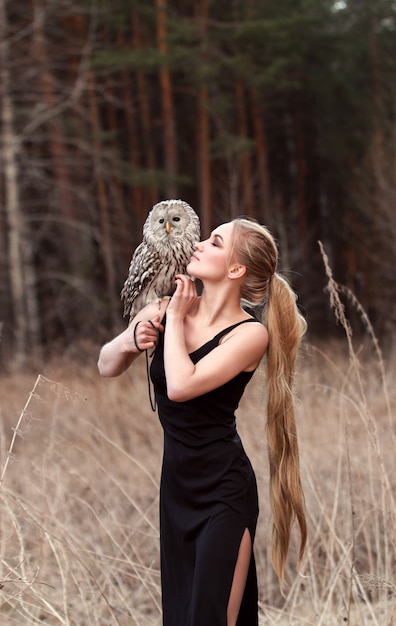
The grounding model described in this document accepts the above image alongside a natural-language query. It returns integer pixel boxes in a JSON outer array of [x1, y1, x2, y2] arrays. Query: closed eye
[[211, 234, 223, 247]]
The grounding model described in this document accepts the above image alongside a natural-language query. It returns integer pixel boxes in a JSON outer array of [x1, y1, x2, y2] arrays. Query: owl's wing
[[120, 242, 162, 319]]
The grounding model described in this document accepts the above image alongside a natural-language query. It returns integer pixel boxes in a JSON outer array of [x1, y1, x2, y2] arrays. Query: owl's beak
[[165, 221, 171, 234]]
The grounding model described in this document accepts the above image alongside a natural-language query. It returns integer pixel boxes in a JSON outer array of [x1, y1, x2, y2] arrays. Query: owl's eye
[[159, 218, 165, 224], [172, 217, 180, 222]]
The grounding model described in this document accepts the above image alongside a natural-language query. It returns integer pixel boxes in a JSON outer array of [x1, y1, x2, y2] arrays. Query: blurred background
[[1, 3, 395, 622], [1, 0, 395, 365]]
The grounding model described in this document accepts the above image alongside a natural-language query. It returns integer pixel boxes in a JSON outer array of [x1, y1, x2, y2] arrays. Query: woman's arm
[[97, 300, 167, 377]]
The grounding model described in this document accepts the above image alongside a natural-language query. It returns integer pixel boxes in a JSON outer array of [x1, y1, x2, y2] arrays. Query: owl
[[121, 199, 201, 322]]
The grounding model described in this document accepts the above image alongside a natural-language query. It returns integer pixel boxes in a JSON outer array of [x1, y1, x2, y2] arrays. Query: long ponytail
[[231, 217, 307, 587], [264, 272, 307, 587]]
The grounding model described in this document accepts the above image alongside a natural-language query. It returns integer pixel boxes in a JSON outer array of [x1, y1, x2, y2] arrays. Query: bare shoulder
[[240, 319, 268, 345], [215, 319, 268, 372], [223, 319, 268, 350]]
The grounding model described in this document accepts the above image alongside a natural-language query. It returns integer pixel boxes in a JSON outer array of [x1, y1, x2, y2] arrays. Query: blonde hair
[[232, 217, 307, 587]]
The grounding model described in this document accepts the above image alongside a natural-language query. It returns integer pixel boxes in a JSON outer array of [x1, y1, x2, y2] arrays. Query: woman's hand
[[166, 274, 198, 320], [133, 316, 164, 352], [98, 301, 167, 377]]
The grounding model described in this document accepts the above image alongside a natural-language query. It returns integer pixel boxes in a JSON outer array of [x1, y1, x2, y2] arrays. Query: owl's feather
[[121, 200, 200, 322]]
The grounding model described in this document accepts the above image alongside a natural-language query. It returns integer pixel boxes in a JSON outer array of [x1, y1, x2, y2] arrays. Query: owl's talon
[[155, 296, 171, 309]]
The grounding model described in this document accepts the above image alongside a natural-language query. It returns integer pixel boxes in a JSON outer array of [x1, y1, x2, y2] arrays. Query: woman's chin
[[186, 260, 197, 276]]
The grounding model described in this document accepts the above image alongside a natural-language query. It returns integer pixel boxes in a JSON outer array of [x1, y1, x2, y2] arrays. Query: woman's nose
[[194, 241, 203, 250]]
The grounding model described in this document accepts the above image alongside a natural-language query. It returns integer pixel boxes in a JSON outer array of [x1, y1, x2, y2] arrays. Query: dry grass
[[1, 266, 396, 624]]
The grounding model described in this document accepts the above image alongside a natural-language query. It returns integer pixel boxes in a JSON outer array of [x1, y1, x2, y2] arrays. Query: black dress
[[150, 318, 260, 626]]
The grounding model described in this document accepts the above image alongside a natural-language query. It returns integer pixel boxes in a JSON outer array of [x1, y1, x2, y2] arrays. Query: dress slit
[[227, 527, 253, 623]]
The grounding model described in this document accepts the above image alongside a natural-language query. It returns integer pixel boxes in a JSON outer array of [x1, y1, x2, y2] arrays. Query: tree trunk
[[132, 9, 159, 208], [105, 29, 133, 267], [32, 1, 77, 265], [87, 71, 119, 330], [246, 0, 271, 224], [155, 0, 178, 198], [196, 0, 211, 236], [249, 88, 271, 225], [0, 0, 27, 364], [368, 0, 383, 156], [293, 111, 308, 245], [235, 79, 254, 217]]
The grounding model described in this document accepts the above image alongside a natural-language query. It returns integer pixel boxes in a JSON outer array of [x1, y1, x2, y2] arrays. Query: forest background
[[1, 0, 396, 365], [1, 2, 396, 624]]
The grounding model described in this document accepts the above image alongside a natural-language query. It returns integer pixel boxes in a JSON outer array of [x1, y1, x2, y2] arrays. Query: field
[[1, 326, 395, 624]]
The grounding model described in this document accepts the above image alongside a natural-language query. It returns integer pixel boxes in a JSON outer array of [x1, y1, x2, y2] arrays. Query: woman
[[98, 217, 307, 626]]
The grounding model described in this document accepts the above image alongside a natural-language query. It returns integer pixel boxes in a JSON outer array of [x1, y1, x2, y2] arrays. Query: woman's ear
[[228, 264, 246, 280]]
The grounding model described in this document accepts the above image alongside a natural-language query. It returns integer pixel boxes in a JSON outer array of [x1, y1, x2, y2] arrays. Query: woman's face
[[187, 222, 236, 282]]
